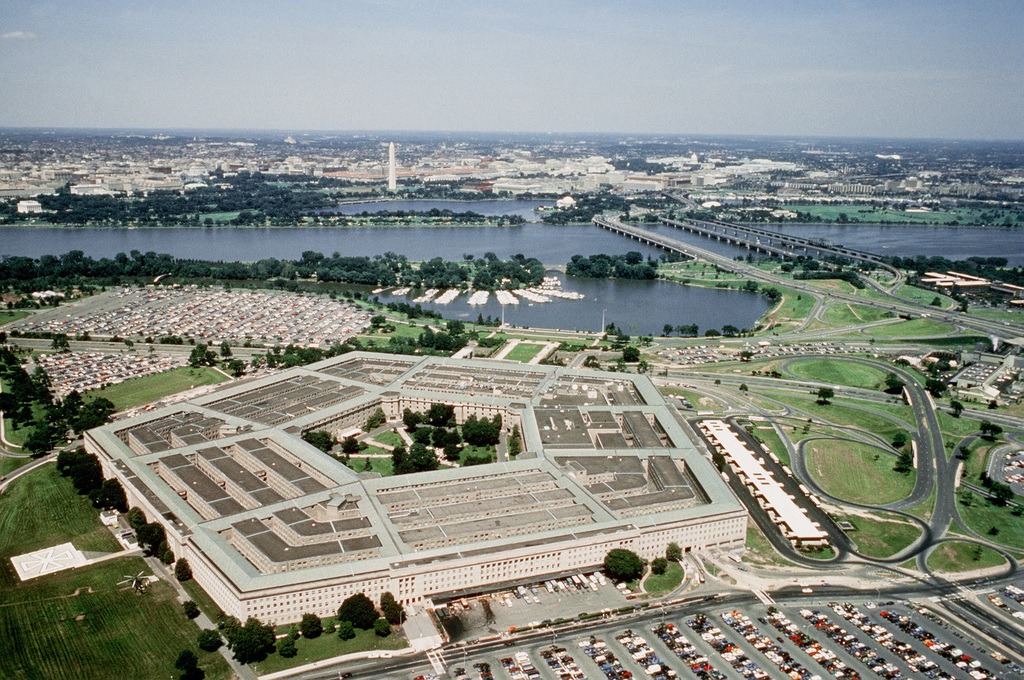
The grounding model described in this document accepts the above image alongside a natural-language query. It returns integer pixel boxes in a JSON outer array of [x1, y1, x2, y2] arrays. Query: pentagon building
[[86, 353, 745, 624]]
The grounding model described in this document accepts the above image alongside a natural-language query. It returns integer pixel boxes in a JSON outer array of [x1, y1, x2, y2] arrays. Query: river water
[[4, 199, 1017, 333]]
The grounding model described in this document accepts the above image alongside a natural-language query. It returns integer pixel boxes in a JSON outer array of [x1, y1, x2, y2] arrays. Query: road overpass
[[592, 215, 1024, 343]]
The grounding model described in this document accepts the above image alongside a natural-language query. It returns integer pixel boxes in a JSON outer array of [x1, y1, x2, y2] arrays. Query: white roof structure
[[700, 419, 827, 544], [11, 542, 88, 581]]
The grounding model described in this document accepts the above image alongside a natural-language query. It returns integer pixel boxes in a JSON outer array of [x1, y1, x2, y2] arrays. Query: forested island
[[0, 250, 545, 294], [565, 252, 659, 279]]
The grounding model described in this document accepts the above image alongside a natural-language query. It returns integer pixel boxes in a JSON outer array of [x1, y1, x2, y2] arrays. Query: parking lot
[[421, 595, 1019, 680], [32, 350, 184, 396], [13, 286, 372, 347]]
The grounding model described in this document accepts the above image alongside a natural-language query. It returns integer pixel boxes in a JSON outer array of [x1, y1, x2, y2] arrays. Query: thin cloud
[[2, 31, 37, 40]]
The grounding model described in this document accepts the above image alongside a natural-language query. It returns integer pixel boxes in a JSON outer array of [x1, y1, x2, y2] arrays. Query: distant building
[[388, 142, 397, 191], [16, 199, 42, 214]]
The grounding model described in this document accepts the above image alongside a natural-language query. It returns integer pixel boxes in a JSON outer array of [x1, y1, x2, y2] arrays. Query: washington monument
[[388, 142, 397, 191]]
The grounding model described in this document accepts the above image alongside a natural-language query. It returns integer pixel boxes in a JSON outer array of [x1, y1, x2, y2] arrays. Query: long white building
[[86, 353, 746, 625]]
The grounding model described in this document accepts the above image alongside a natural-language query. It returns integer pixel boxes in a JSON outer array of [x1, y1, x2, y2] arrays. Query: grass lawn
[[251, 626, 407, 676], [786, 358, 888, 390], [180, 578, 225, 621], [821, 303, 894, 326], [0, 557, 231, 680], [896, 285, 955, 308], [659, 387, 723, 413], [84, 366, 230, 411], [862, 318, 958, 338], [460, 444, 496, 466], [643, 561, 684, 598], [0, 457, 32, 476], [838, 511, 922, 558], [374, 430, 404, 447], [960, 439, 996, 483], [750, 424, 791, 467], [0, 310, 31, 326], [967, 308, 1024, 323], [0, 465, 121, 582], [957, 491, 1024, 550], [743, 520, 793, 568], [806, 439, 915, 504], [344, 456, 393, 476], [760, 288, 816, 332], [0, 466, 230, 680], [770, 394, 907, 443], [927, 541, 1006, 574], [503, 343, 545, 363]]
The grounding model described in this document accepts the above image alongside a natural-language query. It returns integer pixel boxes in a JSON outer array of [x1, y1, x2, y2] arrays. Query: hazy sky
[[1, 1, 1021, 139]]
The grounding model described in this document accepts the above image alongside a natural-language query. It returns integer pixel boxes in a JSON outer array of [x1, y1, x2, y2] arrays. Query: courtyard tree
[[337, 593, 379, 629], [816, 387, 834, 405], [603, 548, 645, 582], [298, 612, 323, 639]]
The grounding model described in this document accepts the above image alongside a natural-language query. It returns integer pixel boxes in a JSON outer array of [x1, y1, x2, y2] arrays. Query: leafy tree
[[302, 430, 336, 453], [925, 378, 946, 396], [188, 344, 216, 368], [666, 542, 682, 562], [197, 629, 222, 652], [365, 407, 386, 430], [336, 620, 355, 640], [380, 591, 405, 625], [227, 359, 246, 377], [183, 600, 200, 619], [894, 449, 913, 474], [228, 616, 276, 665], [175, 650, 198, 673], [884, 373, 905, 394], [950, 400, 964, 417], [891, 432, 908, 449], [276, 637, 297, 658], [426, 402, 456, 427], [299, 612, 323, 639], [663, 324, 674, 336], [175, 557, 193, 582], [341, 436, 361, 456], [373, 618, 392, 637], [219, 342, 232, 358], [603, 548, 645, 582], [651, 557, 669, 575], [979, 421, 1003, 439], [622, 346, 640, 363], [51, 334, 70, 351], [337, 593, 379, 629], [816, 387, 834, 405], [402, 408, 422, 432]]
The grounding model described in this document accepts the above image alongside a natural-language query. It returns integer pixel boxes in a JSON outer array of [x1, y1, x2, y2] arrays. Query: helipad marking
[[11, 542, 87, 581]]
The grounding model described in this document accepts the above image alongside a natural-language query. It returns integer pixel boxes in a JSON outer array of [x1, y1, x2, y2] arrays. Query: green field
[[373, 430, 404, 447], [251, 625, 407, 676], [750, 424, 791, 467], [0, 310, 31, 326], [895, 285, 955, 308], [642, 561, 684, 597], [503, 342, 546, 363], [805, 439, 915, 504], [743, 520, 793, 567], [460, 444, 496, 466], [927, 540, 1007, 573], [0, 465, 121, 582], [0, 558, 231, 680], [761, 288, 816, 332], [821, 303, 894, 326], [345, 456, 393, 476], [781, 205, 1019, 227], [862, 318, 958, 338], [786, 358, 887, 390], [957, 491, 1024, 549], [84, 366, 230, 411], [838, 511, 922, 558], [0, 467, 230, 680], [770, 394, 908, 443]]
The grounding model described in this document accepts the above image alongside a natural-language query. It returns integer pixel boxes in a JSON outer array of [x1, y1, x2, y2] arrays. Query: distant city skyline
[[1, 1, 1022, 140]]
